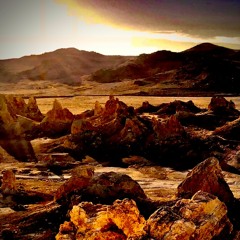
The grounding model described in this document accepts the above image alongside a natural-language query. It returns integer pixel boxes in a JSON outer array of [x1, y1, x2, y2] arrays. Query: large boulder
[[83, 171, 147, 204], [147, 191, 233, 240], [56, 198, 147, 240], [177, 157, 234, 204]]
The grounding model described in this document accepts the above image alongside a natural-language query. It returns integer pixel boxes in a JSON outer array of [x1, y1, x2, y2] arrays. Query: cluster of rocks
[[1, 92, 240, 240], [0, 94, 240, 171], [53, 157, 240, 239]]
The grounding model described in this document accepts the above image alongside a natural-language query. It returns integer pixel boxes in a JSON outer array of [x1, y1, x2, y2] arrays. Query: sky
[[0, 0, 240, 59]]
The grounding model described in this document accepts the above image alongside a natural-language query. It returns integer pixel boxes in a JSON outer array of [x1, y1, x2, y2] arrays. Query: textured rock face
[[25, 96, 44, 121], [1, 95, 44, 122], [54, 166, 94, 203], [84, 171, 147, 204], [177, 157, 234, 204], [56, 198, 147, 240], [147, 191, 233, 240], [39, 99, 74, 137]]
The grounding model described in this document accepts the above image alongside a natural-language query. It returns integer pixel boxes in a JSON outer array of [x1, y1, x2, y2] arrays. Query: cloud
[[57, 0, 240, 38]]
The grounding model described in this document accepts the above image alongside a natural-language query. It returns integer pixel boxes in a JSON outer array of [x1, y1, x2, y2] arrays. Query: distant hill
[[0, 48, 133, 85], [90, 43, 240, 94], [0, 43, 239, 95]]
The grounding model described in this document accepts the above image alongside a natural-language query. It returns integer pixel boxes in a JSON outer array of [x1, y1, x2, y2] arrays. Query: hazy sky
[[0, 0, 240, 59]]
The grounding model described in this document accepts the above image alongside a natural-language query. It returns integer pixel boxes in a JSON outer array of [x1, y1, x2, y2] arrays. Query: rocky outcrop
[[135, 100, 202, 115], [152, 115, 186, 140], [2, 95, 44, 122], [177, 157, 234, 204], [157, 100, 202, 115], [25, 96, 44, 121], [54, 166, 94, 203], [38, 99, 74, 137], [135, 101, 160, 114], [147, 191, 233, 240], [208, 96, 239, 115], [56, 198, 147, 240]]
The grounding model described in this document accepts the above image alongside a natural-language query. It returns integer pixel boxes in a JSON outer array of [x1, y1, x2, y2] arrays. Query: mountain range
[[0, 43, 239, 96]]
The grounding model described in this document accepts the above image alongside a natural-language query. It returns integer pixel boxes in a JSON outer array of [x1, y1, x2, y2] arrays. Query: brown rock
[[56, 198, 146, 240], [39, 99, 74, 137], [71, 119, 95, 135], [84, 171, 147, 204], [152, 115, 186, 140], [3, 95, 44, 122], [208, 96, 239, 115], [177, 157, 234, 204], [54, 166, 94, 203], [157, 100, 202, 115], [25, 96, 44, 121], [44, 99, 73, 123], [147, 191, 233, 240], [0, 169, 17, 195], [94, 100, 103, 116]]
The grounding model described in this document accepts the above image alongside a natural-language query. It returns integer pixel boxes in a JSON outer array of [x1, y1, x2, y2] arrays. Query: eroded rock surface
[[177, 157, 234, 204], [147, 191, 233, 240], [56, 198, 147, 240]]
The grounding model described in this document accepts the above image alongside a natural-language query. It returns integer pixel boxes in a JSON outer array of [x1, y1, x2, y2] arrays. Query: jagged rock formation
[[177, 157, 234, 204], [208, 96, 238, 114], [2, 95, 44, 122], [0, 95, 37, 161], [147, 191, 233, 240], [152, 115, 185, 140], [37, 99, 74, 138]]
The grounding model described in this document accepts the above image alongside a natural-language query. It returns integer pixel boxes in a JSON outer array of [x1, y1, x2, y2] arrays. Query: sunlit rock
[[56, 198, 147, 240], [147, 191, 233, 239], [39, 99, 74, 137], [177, 157, 234, 204], [25, 96, 44, 121], [94, 100, 103, 116]]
